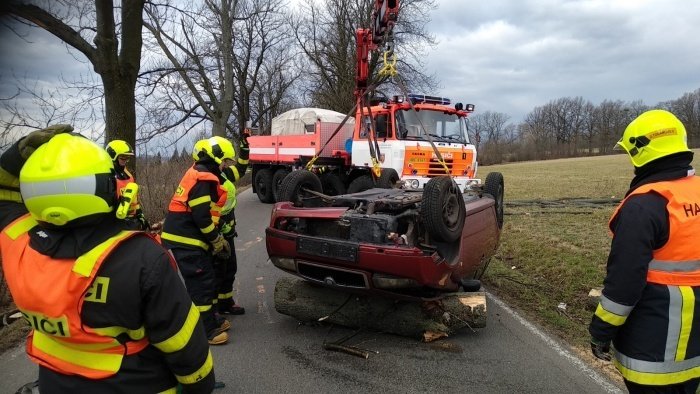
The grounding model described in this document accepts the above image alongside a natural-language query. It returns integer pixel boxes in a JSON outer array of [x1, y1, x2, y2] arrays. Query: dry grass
[[480, 150, 700, 347]]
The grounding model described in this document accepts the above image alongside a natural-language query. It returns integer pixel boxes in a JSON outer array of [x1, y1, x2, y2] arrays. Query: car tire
[[254, 168, 275, 203], [422, 176, 466, 243], [347, 174, 375, 194], [320, 173, 346, 196], [272, 168, 290, 202], [484, 172, 504, 229], [278, 169, 323, 206], [376, 168, 399, 189]]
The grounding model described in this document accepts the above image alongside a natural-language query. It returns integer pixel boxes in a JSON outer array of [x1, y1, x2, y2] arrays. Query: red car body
[[266, 187, 501, 300]]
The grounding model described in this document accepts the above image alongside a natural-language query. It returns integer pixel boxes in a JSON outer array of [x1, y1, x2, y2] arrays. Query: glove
[[210, 233, 231, 259], [590, 338, 611, 361], [137, 213, 150, 231], [18, 124, 74, 159]]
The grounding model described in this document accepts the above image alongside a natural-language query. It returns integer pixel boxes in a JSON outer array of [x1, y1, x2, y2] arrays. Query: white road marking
[[486, 291, 622, 394]]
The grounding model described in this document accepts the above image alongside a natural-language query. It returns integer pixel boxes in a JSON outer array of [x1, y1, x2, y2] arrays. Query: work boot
[[216, 314, 231, 331], [208, 330, 228, 345], [218, 299, 245, 315]]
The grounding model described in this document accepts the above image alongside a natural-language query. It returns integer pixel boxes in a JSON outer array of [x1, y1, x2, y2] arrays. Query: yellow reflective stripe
[[58, 339, 121, 351], [188, 195, 211, 208], [158, 388, 178, 394], [5, 216, 37, 240], [33, 331, 122, 373], [91, 326, 146, 341], [153, 304, 200, 354], [200, 222, 216, 234], [176, 350, 213, 384], [237, 158, 249, 166], [74, 231, 134, 277], [676, 286, 695, 361], [614, 359, 700, 386], [0, 189, 22, 203], [594, 303, 626, 326], [160, 232, 209, 250], [196, 304, 212, 312], [218, 292, 234, 300]]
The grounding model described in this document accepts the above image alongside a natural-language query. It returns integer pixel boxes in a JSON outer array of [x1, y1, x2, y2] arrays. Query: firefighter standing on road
[[589, 110, 700, 393], [0, 126, 215, 393], [161, 136, 235, 345], [203, 133, 250, 316], [105, 139, 149, 230]]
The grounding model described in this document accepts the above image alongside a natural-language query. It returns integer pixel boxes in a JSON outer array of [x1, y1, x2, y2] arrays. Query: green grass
[[479, 150, 700, 346]]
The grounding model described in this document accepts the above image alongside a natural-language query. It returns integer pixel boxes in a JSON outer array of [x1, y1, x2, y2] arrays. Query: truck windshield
[[396, 109, 469, 143]]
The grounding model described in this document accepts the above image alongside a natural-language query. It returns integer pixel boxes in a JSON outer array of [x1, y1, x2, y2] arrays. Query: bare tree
[[291, 0, 438, 113], [663, 89, 700, 148], [141, 0, 295, 141], [469, 111, 514, 164], [2, 0, 145, 149]]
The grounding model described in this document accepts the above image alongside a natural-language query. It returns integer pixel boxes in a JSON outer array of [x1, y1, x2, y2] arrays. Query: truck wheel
[[254, 168, 275, 203], [484, 172, 504, 229], [347, 175, 374, 194], [377, 168, 399, 189], [278, 170, 323, 206], [422, 176, 466, 243], [320, 173, 346, 196], [272, 168, 290, 202]]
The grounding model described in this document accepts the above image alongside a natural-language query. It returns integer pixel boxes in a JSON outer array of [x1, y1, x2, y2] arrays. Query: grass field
[[479, 150, 700, 348]]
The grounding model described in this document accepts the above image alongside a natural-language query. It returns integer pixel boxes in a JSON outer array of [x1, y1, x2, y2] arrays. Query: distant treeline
[[469, 88, 700, 165]]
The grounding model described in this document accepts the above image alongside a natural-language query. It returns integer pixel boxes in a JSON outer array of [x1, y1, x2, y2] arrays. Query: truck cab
[[350, 94, 479, 191]]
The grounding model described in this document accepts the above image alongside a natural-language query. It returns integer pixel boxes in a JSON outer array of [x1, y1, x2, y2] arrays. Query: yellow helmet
[[20, 133, 116, 227], [192, 136, 235, 164], [105, 140, 135, 161], [616, 109, 690, 167]]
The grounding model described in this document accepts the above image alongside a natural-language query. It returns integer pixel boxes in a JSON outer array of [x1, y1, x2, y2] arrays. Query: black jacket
[[0, 142, 215, 394]]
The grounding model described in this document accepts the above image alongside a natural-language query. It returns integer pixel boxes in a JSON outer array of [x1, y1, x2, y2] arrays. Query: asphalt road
[[0, 189, 623, 394]]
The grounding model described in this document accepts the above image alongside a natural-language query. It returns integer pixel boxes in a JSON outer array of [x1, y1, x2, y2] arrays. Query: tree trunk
[[274, 277, 487, 340], [103, 80, 138, 147]]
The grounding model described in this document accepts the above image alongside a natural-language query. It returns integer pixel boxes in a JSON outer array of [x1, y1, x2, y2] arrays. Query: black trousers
[[624, 378, 700, 394], [170, 247, 217, 335], [214, 235, 238, 308]]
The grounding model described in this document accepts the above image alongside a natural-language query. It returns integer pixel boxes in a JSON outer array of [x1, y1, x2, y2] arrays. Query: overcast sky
[[425, 0, 700, 122], [1, 0, 700, 126]]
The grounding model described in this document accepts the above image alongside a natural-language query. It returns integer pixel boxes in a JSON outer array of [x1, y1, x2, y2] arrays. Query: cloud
[[425, 0, 700, 122]]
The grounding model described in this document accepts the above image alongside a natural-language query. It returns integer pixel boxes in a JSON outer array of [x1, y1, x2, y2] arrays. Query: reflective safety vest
[[219, 177, 237, 216], [608, 175, 700, 385], [116, 168, 139, 217], [167, 165, 224, 225], [610, 175, 700, 286], [0, 215, 149, 379]]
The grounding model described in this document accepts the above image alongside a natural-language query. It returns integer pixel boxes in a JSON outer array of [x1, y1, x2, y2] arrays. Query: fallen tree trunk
[[274, 277, 487, 340]]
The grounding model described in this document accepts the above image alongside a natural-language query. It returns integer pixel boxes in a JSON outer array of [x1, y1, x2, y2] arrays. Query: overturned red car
[[265, 173, 503, 300]]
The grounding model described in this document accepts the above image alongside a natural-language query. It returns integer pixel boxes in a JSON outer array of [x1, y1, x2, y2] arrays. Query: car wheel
[[254, 168, 275, 203], [272, 168, 290, 202], [376, 168, 399, 189], [320, 173, 346, 196], [278, 169, 323, 206], [484, 172, 504, 229], [347, 174, 374, 194], [422, 176, 466, 243]]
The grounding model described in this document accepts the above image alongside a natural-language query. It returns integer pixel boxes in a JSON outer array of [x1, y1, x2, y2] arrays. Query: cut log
[[274, 277, 487, 340]]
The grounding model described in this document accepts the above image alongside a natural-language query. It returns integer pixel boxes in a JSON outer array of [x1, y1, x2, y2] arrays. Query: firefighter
[[105, 139, 149, 230], [197, 132, 249, 316], [589, 110, 700, 393], [161, 136, 235, 345], [0, 126, 215, 393]]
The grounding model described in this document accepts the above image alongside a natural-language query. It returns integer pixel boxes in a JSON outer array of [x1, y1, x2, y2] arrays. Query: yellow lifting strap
[[377, 50, 398, 78], [304, 155, 319, 171], [371, 158, 382, 178]]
